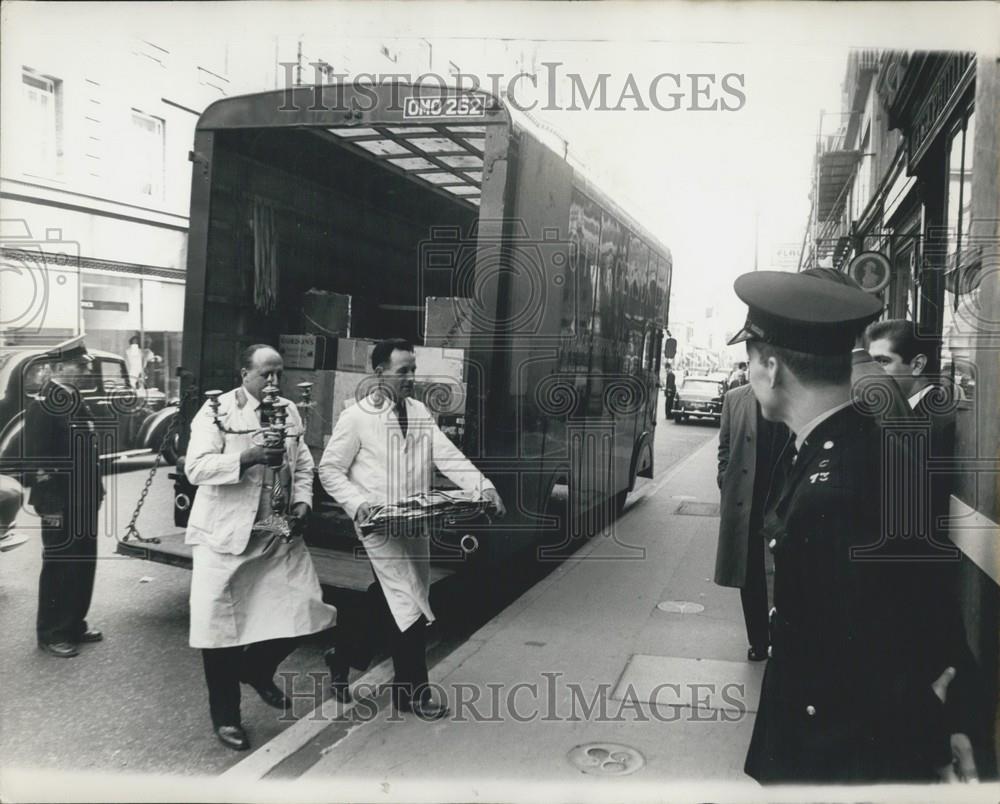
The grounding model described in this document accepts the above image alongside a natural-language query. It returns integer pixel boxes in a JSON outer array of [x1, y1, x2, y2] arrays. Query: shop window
[[20, 68, 62, 177]]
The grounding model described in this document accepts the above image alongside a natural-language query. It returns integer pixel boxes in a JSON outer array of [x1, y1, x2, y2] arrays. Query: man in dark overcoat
[[715, 382, 788, 661]]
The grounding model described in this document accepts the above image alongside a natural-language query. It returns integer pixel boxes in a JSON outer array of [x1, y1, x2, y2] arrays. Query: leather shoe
[[245, 679, 291, 711], [324, 648, 352, 704], [78, 629, 103, 643], [394, 692, 450, 720], [747, 645, 768, 662], [215, 724, 250, 751], [38, 641, 79, 658]]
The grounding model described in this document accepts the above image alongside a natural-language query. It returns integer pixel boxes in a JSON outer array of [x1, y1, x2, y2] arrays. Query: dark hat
[[728, 270, 883, 355]]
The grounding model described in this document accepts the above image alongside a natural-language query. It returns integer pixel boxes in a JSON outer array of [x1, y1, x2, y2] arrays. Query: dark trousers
[[201, 637, 298, 727], [740, 517, 769, 650], [37, 510, 98, 644], [337, 580, 429, 702], [664, 390, 675, 418]]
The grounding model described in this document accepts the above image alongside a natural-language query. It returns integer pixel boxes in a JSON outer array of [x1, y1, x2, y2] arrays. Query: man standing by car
[[184, 344, 336, 751], [19, 338, 105, 658], [318, 338, 505, 718], [663, 361, 676, 419]]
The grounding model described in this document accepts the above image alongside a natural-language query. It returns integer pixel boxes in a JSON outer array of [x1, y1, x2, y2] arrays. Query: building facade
[[0, 33, 452, 397], [802, 50, 1000, 768]]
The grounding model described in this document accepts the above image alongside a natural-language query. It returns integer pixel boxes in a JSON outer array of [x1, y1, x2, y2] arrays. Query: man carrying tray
[[318, 338, 505, 719]]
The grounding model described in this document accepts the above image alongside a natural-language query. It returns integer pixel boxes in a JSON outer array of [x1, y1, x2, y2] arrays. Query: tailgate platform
[[115, 532, 454, 592]]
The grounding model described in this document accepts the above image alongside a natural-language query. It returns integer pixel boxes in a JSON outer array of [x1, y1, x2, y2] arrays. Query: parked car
[[0, 344, 180, 466], [672, 375, 725, 424]]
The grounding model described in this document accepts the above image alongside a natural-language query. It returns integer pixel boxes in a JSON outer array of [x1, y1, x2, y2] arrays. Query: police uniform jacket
[[745, 405, 952, 783]]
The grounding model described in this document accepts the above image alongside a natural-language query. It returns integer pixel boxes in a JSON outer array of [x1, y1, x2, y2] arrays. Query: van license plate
[[404, 95, 486, 118]]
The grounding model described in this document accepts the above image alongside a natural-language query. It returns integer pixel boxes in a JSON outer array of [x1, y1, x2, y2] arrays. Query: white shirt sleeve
[[184, 400, 242, 486], [428, 409, 495, 495], [317, 408, 369, 519]]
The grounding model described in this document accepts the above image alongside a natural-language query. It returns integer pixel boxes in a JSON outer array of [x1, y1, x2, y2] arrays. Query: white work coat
[[184, 386, 336, 648], [318, 394, 494, 631]]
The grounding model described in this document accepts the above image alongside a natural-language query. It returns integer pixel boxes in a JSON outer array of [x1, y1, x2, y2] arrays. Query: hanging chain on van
[[122, 385, 196, 545]]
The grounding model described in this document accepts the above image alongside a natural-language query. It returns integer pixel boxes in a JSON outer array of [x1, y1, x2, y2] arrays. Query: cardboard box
[[414, 379, 466, 417], [414, 344, 464, 382], [279, 334, 329, 370], [280, 335, 373, 372], [280, 368, 369, 449], [425, 297, 475, 350], [303, 290, 352, 337], [334, 338, 375, 373]]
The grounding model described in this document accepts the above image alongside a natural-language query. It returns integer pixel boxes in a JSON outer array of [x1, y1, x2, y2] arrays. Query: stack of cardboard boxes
[[278, 291, 474, 457]]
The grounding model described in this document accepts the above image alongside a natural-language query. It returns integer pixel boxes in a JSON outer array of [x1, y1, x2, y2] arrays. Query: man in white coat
[[185, 344, 336, 751], [318, 338, 505, 719]]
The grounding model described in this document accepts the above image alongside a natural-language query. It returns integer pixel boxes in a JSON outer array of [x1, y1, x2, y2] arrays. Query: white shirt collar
[[908, 384, 933, 409], [794, 399, 855, 452], [240, 386, 261, 410]]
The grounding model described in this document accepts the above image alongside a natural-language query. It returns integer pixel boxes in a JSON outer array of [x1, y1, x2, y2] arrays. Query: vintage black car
[[0, 345, 180, 466], [671, 375, 725, 424]]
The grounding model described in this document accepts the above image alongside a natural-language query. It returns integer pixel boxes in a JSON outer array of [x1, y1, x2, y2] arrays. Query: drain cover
[[567, 743, 645, 776], [657, 600, 705, 614], [674, 500, 720, 516]]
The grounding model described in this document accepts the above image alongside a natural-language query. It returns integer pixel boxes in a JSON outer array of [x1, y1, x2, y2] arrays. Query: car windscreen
[[681, 379, 721, 391]]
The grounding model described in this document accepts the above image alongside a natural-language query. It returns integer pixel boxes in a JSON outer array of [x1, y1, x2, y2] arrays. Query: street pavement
[[0, 411, 717, 782]]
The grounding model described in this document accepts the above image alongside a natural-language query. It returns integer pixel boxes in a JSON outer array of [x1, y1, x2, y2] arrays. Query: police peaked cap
[[728, 270, 883, 356], [45, 334, 93, 364]]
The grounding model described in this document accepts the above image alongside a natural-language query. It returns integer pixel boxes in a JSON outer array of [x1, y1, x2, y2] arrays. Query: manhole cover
[[674, 500, 720, 516], [567, 743, 645, 776], [657, 600, 705, 614]]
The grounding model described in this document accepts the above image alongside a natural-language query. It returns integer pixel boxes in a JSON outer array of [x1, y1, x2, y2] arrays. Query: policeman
[[20, 338, 105, 658], [730, 271, 973, 784]]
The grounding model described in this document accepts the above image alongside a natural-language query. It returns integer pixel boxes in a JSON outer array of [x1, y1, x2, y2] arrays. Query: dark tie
[[395, 401, 408, 439]]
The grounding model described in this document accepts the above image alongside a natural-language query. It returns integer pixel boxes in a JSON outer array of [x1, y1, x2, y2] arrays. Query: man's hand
[[289, 502, 310, 537], [938, 733, 978, 783], [931, 667, 979, 783], [931, 666, 956, 704], [241, 444, 285, 470], [354, 502, 372, 525], [482, 488, 506, 518]]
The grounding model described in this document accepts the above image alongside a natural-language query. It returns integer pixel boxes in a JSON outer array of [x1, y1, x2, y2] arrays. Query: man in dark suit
[[663, 362, 676, 419], [715, 383, 788, 661], [20, 339, 105, 658], [729, 272, 970, 784], [865, 318, 984, 779]]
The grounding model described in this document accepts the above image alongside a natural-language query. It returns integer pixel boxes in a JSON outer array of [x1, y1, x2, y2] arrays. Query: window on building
[[129, 110, 165, 199], [941, 105, 977, 403], [20, 68, 62, 177]]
